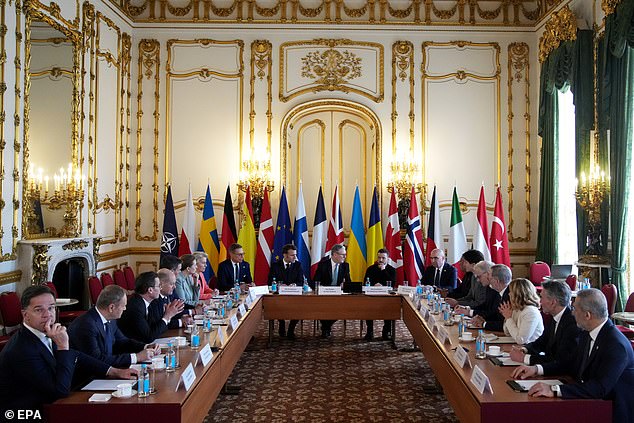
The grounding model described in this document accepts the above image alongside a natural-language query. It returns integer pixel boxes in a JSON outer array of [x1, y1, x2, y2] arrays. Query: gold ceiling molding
[[602, 0, 622, 16], [538, 5, 577, 63], [249, 40, 272, 153], [391, 41, 415, 154], [106, 0, 543, 26]]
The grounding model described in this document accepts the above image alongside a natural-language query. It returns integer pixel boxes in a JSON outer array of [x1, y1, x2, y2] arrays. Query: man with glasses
[[118, 271, 185, 343], [217, 243, 252, 291], [446, 250, 485, 306], [0, 285, 135, 415], [421, 248, 457, 293], [313, 244, 351, 338], [448, 259, 490, 310], [153, 268, 190, 329]]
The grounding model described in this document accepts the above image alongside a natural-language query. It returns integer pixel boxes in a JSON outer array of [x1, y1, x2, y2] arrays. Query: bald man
[[421, 248, 457, 292]]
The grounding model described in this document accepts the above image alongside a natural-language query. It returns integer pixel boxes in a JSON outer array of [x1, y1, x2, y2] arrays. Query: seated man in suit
[[513, 288, 634, 423], [153, 268, 192, 329], [447, 256, 488, 309], [118, 271, 186, 343], [447, 249, 484, 301], [421, 248, 457, 292], [217, 243, 253, 292], [509, 280, 580, 367], [0, 286, 134, 415], [68, 285, 157, 369], [160, 254, 182, 277], [313, 244, 351, 338], [268, 244, 304, 340], [364, 248, 396, 341], [469, 263, 511, 331]]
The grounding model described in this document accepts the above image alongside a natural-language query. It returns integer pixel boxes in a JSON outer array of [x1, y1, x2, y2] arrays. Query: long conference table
[[48, 293, 611, 423]]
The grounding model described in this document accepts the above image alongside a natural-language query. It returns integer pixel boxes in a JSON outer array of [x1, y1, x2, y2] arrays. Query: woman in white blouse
[[500, 278, 544, 344]]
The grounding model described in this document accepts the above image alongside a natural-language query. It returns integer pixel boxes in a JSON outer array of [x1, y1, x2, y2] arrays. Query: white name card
[[319, 286, 343, 295], [279, 285, 303, 295], [245, 295, 253, 308], [229, 314, 239, 330], [437, 325, 451, 345], [198, 344, 213, 367], [216, 328, 225, 346], [175, 363, 196, 392], [397, 286, 416, 296], [420, 304, 430, 319], [365, 286, 390, 295], [238, 304, 247, 316], [249, 285, 269, 297], [427, 314, 437, 328], [453, 346, 471, 368], [470, 365, 494, 394]]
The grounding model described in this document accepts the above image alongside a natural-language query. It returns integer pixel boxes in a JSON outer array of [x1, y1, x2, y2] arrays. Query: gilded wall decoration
[[62, 239, 88, 250], [106, 0, 543, 26], [507, 42, 531, 243], [249, 40, 272, 153], [135, 39, 160, 242], [538, 5, 577, 63], [31, 243, 49, 285], [0, 270, 22, 286], [391, 41, 415, 154], [27, 0, 80, 30], [280, 39, 384, 103]]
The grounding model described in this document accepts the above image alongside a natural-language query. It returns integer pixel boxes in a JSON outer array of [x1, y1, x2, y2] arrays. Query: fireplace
[[17, 236, 101, 310]]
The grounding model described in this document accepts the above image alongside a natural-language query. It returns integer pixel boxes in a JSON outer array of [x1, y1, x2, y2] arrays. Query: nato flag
[[160, 185, 179, 259]]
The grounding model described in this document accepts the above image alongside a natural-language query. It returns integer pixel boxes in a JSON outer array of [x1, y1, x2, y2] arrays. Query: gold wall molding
[[99, 246, 160, 262], [507, 42, 531, 242], [106, 0, 543, 26], [164, 39, 245, 189], [538, 5, 577, 63], [135, 38, 160, 242], [391, 41, 414, 154], [296, 118, 326, 194], [26, 0, 80, 30], [602, 0, 622, 15], [249, 40, 272, 153], [31, 243, 49, 284], [0, 270, 22, 286], [279, 39, 384, 103], [62, 239, 88, 250]]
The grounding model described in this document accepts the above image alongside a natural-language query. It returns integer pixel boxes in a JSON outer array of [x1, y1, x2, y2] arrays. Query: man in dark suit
[[447, 249, 484, 301], [268, 244, 305, 339], [118, 271, 185, 343], [68, 285, 155, 369], [0, 286, 134, 415], [513, 288, 634, 423], [152, 268, 192, 329], [509, 280, 580, 368], [363, 248, 396, 341], [469, 263, 511, 331], [421, 248, 457, 292], [217, 243, 253, 291], [313, 244, 351, 338]]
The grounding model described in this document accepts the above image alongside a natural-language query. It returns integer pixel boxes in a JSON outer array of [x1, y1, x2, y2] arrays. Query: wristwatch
[[550, 384, 561, 396]]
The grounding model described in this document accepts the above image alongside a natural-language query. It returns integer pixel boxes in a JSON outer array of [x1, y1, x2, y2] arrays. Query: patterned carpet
[[206, 319, 458, 422]]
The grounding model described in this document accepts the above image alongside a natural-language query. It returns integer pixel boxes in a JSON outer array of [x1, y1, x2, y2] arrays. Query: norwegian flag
[[325, 185, 344, 255], [403, 186, 425, 285], [385, 189, 404, 284]]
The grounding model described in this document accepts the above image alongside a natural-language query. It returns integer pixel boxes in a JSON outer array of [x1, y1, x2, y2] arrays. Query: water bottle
[[234, 287, 240, 302], [165, 341, 176, 373], [475, 329, 487, 359], [458, 315, 464, 338], [303, 276, 310, 293], [416, 280, 423, 296], [443, 303, 451, 323], [191, 323, 200, 348], [271, 277, 277, 293], [203, 314, 211, 333], [365, 277, 371, 287], [584, 277, 590, 290]]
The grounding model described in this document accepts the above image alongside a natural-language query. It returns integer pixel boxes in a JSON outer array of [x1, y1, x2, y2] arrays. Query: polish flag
[[178, 184, 196, 256], [490, 187, 510, 266], [472, 185, 491, 261], [385, 190, 404, 284]]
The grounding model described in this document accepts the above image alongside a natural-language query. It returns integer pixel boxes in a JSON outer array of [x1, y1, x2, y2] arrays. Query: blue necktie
[[104, 322, 113, 355]]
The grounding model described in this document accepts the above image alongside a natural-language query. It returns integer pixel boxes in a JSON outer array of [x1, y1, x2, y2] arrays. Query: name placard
[[470, 365, 494, 394], [245, 295, 253, 308], [437, 325, 451, 345], [175, 363, 196, 392], [427, 314, 437, 328], [249, 285, 269, 297], [279, 285, 303, 295], [319, 286, 343, 295], [229, 315, 239, 330], [420, 304, 430, 319], [397, 286, 416, 296], [453, 346, 471, 368], [216, 328, 225, 346], [198, 344, 213, 367], [365, 286, 390, 295], [238, 304, 247, 316]]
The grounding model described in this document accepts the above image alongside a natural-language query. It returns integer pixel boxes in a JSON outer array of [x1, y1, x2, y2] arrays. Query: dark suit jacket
[[447, 272, 474, 299], [313, 258, 350, 286], [118, 293, 168, 343], [68, 307, 145, 368], [421, 262, 457, 291], [525, 307, 580, 369], [0, 326, 109, 413], [268, 260, 304, 285], [473, 286, 510, 332], [544, 320, 634, 423], [217, 259, 252, 291], [364, 263, 396, 285], [151, 293, 185, 329]]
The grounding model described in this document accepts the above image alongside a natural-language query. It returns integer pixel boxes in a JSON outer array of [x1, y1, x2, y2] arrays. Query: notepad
[[88, 393, 112, 402], [82, 380, 137, 391]]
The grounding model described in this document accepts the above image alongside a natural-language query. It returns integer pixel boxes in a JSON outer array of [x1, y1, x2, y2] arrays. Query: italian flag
[[448, 187, 468, 268]]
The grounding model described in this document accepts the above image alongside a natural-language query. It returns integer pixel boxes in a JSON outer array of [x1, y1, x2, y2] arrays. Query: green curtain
[[570, 30, 595, 255], [602, 0, 634, 310]]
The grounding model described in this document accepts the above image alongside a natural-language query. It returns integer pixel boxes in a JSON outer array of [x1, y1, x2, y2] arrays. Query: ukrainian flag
[[366, 186, 383, 263], [347, 186, 367, 282], [197, 184, 220, 277]]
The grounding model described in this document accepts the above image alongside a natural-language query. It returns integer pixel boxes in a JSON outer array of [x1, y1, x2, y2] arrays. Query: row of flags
[[160, 183, 511, 285]]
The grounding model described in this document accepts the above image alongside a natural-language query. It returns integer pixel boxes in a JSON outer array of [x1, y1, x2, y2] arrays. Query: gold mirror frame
[[22, 2, 82, 239]]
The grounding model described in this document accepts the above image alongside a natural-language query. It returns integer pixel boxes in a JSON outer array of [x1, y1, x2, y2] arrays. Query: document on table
[[506, 379, 564, 392], [82, 380, 137, 391]]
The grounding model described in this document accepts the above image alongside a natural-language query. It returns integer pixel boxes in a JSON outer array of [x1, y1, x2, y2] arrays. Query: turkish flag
[[489, 187, 510, 267]]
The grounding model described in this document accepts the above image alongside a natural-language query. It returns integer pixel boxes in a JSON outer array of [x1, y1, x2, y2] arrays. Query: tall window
[[556, 89, 578, 264], [628, 96, 634, 294]]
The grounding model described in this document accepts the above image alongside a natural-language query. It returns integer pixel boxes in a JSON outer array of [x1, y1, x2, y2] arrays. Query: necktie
[[43, 336, 53, 355], [546, 318, 557, 349], [104, 322, 113, 355], [333, 264, 339, 285], [234, 263, 239, 281], [578, 333, 592, 380], [434, 269, 440, 286]]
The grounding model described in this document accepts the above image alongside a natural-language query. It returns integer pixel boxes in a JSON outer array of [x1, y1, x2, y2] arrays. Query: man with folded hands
[[69, 285, 160, 369], [459, 263, 511, 331], [363, 248, 396, 341], [268, 244, 304, 340], [446, 251, 486, 308], [153, 268, 194, 329]]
